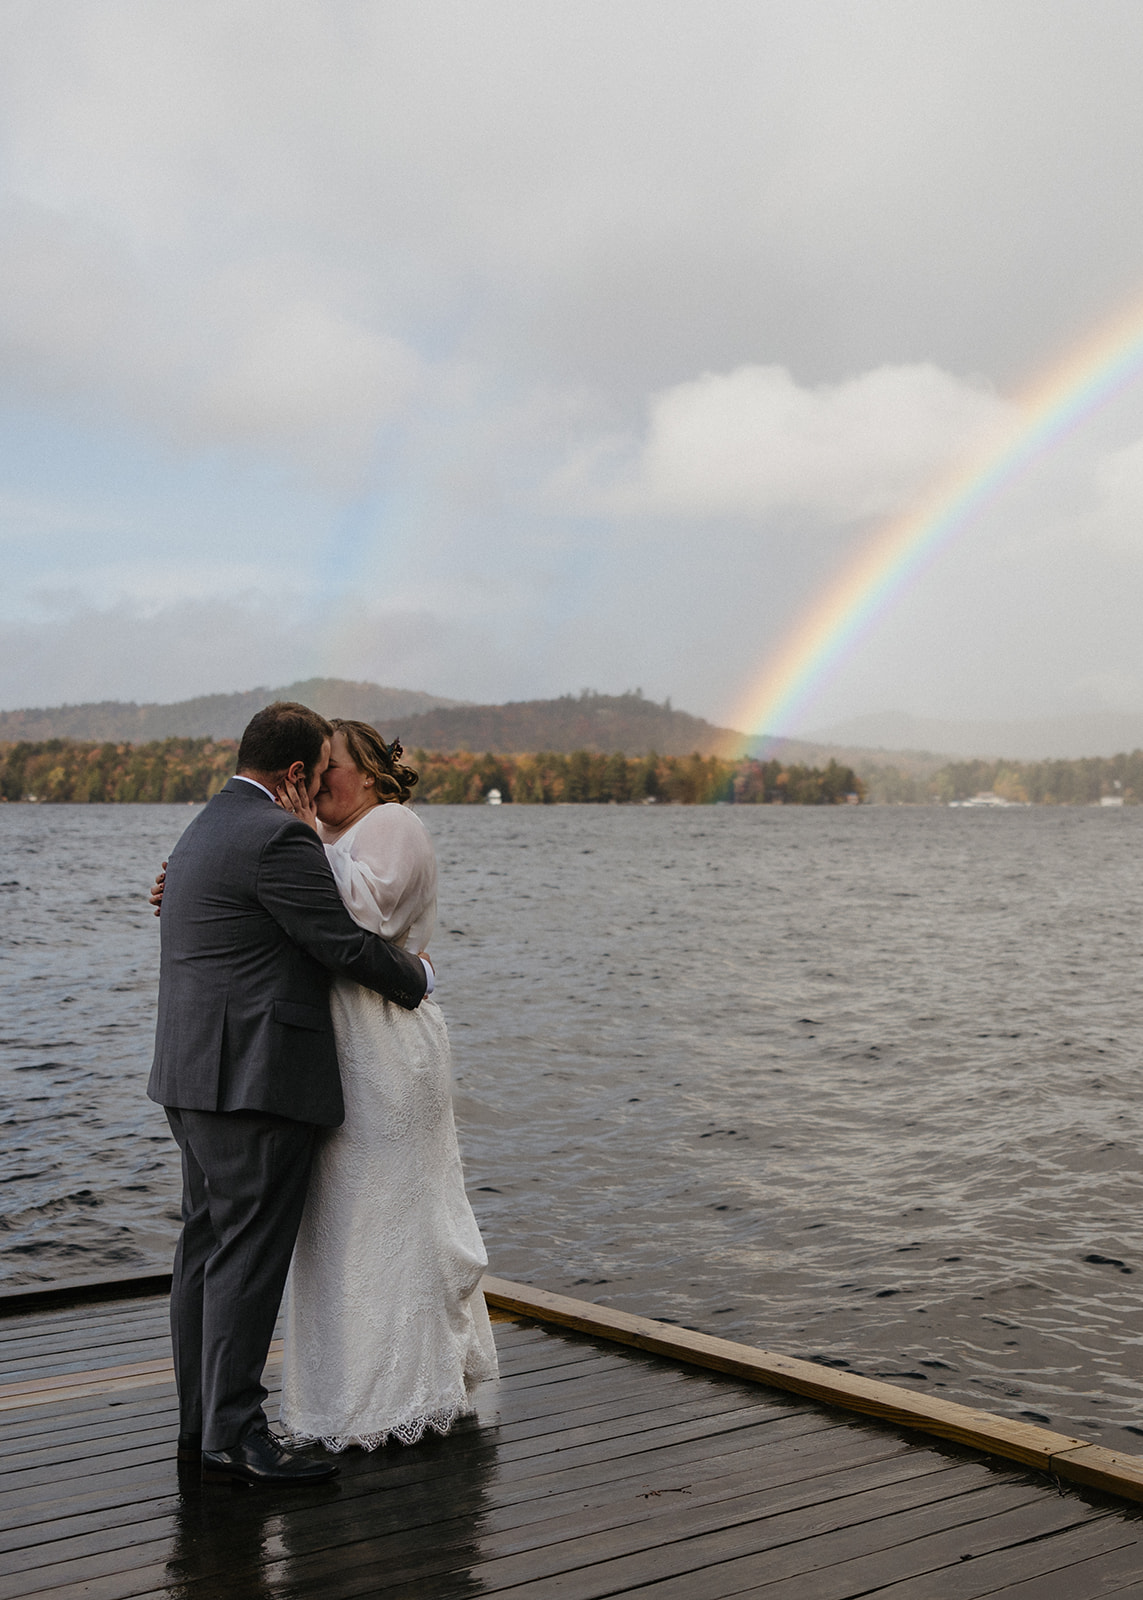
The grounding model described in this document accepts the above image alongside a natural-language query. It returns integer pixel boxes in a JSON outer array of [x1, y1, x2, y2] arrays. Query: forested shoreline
[[7, 736, 1141, 806], [862, 752, 1143, 805], [0, 739, 863, 805]]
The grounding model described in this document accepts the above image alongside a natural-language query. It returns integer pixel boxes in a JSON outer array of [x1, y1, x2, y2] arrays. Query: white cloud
[[589, 363, 1012, 521], [187, 294, 425, 483]]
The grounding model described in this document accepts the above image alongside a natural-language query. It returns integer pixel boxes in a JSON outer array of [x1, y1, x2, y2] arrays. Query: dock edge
[[480, 1275, 1143, 1505]]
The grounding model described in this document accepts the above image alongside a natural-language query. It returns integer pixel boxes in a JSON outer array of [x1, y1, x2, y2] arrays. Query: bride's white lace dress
[[279, 802, 498, 1451]]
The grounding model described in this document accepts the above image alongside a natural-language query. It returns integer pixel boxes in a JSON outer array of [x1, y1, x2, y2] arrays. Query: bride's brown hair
[[330, 719, 420, 804]]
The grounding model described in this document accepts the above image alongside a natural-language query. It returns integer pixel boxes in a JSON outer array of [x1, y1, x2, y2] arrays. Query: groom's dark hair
[[237, 701, 333, 779]]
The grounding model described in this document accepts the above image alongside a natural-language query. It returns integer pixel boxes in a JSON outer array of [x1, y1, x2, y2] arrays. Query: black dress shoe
[[177, 1432, 202, 1462], [201, 1427, 339, 1486]]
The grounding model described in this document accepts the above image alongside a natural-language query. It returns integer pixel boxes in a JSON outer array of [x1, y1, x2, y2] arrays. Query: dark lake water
[[3, 801, 1143, 1450]]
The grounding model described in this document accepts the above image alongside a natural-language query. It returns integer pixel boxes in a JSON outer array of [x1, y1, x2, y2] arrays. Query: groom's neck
[[237, 767, 282, 790]]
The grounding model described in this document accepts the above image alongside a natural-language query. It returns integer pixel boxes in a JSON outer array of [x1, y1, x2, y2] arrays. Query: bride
[[274, 719, 498, 1449]]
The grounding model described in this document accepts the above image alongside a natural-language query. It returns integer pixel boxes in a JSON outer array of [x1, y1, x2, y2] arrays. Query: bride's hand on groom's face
[[149, 861, 167, 917], [276, 776, 320, 833]]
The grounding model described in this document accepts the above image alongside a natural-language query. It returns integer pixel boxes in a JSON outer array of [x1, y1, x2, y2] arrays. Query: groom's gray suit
[[149, 776, 427, 1451]]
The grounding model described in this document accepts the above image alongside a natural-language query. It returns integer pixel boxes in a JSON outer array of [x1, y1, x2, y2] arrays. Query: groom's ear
[[285, 759, 308, 785]]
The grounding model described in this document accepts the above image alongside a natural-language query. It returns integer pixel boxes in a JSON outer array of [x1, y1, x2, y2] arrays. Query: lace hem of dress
[[289, 1402, 469, 1454]]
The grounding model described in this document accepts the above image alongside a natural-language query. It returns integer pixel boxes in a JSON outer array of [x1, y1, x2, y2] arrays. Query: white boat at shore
[[948, 791, 1026, 808]]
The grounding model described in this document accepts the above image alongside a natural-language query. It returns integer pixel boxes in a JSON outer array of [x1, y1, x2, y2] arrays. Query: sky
[[7, 1, 1143, 736]]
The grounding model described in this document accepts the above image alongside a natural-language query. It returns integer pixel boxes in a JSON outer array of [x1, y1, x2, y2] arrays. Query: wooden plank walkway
[[2, 1288, 1143, 1598]]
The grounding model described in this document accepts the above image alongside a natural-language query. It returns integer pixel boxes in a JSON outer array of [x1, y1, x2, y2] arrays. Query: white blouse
[[322, 802, 437, 956]]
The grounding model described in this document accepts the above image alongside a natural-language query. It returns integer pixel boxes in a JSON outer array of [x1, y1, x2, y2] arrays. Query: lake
[[2, 801, 1142, 1450]]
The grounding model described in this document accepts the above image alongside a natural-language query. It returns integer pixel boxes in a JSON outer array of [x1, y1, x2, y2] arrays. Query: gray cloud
[[4, 3, 1143, 728], [8, 1, 1143, 411]]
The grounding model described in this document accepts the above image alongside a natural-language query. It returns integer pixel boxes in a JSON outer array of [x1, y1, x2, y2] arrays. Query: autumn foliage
[[0, 739, 864, 806]]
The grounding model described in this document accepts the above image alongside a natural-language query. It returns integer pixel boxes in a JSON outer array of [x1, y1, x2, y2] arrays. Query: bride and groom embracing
[[148, 700, 497, 1485]]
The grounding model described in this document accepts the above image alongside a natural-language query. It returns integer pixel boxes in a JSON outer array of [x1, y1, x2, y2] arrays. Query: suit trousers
[[165, 1106, 318, 1450]]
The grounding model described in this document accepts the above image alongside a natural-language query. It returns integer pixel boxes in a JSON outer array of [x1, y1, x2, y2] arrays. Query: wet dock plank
[[1, 1290, 1141, 1598]]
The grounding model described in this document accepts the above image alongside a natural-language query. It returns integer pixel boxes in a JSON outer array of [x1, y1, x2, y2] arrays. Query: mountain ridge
[[803, 709, 1143, 762], [0, 682, 744, 760], [0, 679, 465, 744], [11, 681, 1143, 767], [395, 692, 743, 757]]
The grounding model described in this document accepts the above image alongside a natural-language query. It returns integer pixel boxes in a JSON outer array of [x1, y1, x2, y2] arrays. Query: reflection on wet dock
[[2, 1280, 1143, 1598]]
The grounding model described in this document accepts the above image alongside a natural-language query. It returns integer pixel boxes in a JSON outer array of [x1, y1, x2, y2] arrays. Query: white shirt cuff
[[421, 958, 435, 995]]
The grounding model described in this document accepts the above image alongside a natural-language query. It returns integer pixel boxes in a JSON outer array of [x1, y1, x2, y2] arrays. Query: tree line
[[10, 736, 1143, 805], [860, 752, 1143, 805], [412, 749, 862, 804], [0, 739, 238, 804], [0, 739, 864, 806]]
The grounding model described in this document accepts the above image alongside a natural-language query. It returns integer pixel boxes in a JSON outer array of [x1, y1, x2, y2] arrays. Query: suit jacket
[[147, 778, 427, 1126]]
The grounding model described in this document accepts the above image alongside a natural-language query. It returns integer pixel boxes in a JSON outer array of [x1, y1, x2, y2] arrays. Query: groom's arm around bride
[[148, 699, 428, 1484]]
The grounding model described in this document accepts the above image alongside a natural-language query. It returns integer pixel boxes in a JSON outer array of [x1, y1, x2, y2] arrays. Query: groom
[[149, 700, 429, 1485]]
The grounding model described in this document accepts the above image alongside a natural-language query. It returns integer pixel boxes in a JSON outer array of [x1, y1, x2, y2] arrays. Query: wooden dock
[[3, 1280, 1143, 1598]]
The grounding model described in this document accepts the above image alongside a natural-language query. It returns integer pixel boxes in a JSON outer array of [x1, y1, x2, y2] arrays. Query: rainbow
[[726, 296, 1143, 748]]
